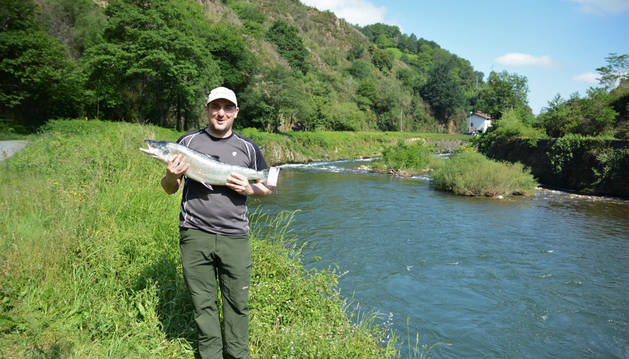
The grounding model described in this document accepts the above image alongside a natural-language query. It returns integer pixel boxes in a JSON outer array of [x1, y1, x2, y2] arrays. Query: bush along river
[[257, 159, 629, 358]]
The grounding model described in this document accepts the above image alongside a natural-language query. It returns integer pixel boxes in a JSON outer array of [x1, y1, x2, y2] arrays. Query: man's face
[[207, 99, 238, 137]]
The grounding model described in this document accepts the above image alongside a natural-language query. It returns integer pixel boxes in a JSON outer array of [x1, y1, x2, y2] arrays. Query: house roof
[[469, 110, 491, 120]]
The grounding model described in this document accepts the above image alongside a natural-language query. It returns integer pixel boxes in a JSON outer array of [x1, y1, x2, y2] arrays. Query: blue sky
[[301, 0, 629, 114]]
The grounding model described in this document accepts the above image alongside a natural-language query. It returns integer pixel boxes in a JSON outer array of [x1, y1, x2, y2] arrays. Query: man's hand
[[226, 173, 273, 197], [225, 173, 254, 196], [162, 154, 189, 194], [166, 154, 189, 178]]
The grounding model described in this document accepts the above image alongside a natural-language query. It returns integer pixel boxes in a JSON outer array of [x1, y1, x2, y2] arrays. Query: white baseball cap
[[206, 86, 237, 107]]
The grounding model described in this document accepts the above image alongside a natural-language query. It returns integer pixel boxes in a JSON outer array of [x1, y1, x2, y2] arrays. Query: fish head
[[139, 140, 173, 162]]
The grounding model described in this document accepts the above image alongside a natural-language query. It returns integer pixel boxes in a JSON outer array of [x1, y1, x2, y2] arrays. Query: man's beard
[[208, 120, 232, 137]]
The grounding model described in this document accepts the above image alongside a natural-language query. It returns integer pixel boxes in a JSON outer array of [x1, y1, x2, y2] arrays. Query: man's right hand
[[162, 154, 188, 194], [166, 153, 189, 178]]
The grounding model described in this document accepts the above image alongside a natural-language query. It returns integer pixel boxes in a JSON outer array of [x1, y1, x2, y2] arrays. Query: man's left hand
[[225, 173, 254, 196]]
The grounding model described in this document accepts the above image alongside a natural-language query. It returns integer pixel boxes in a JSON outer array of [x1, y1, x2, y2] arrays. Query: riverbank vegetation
[[369, 140, 436, 177], [431, 152, 537, 197], [0, 120, 398, 358], [367, 139, 537, 197]]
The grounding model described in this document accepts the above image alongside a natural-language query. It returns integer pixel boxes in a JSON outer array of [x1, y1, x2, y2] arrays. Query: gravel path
[[0, 140, 28, 161]]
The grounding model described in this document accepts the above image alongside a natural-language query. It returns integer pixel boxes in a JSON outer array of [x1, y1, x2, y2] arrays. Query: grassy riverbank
[[0, 120, 399, 358], [368, 140, 537, 197], [238, 127, 467, 165]]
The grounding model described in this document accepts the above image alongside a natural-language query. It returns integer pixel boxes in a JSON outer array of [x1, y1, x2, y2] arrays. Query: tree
[[0, 0, 83, 130], [420, 57, 465, 128], [239, 66, 314, 132], [596, 52, 629, 89], [206, 22, 256, 93], [370, 46, 393, 72], [538, 94, 579, 138], [475, 70, 530, 119], [266, 20, 309, 75], [82, 0, 221, 128], [573, 88, 616, 136], [356, 80, 377, 111]]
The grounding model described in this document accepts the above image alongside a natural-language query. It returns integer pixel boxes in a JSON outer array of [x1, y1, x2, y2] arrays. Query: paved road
[[0, 140, 28, 161]]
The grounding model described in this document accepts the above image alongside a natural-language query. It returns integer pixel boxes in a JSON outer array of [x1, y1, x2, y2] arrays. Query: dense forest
[[1, 0, 628, 138]]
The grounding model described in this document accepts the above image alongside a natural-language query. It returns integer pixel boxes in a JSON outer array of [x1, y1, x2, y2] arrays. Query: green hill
[[2, 0, 492, 134]]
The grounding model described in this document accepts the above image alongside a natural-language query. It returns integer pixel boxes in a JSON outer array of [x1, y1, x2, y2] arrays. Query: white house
[[466, 111, 492, 133]]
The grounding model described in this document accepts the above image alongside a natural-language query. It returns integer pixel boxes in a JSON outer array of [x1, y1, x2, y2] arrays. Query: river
[[257, 159, 629, 359]]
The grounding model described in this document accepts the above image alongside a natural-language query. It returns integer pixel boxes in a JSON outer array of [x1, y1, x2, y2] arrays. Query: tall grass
[[0, 120, 397, 358], [369, 140, 435, 176], [431, 152, 538, 197]]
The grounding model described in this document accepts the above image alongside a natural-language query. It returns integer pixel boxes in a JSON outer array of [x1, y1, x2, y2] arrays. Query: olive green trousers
[[180, 228, 251, 359]]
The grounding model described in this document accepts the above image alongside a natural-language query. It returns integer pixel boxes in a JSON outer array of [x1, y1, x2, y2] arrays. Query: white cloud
[[300, 0, 386, 26], [567, 0, 629, 14], [494, 53, 558, 68], [573, 72, 602, 83]]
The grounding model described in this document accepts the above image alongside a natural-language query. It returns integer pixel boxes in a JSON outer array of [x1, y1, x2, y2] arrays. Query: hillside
[[1, 0, 501, 134], [7, 0, 626, 139]]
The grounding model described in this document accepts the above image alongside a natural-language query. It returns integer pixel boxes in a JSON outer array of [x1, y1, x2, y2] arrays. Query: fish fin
[[202, 182, 213, 190]]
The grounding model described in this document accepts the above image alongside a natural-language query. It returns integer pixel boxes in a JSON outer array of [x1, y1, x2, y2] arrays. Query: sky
[[300, 0, 629, 114]]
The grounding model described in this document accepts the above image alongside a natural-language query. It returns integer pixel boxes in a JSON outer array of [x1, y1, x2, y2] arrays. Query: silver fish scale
[[140, 140, 267, 186]]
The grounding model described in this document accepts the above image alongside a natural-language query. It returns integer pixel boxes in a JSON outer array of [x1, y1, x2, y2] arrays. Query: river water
[[257, 159, 629, 358]]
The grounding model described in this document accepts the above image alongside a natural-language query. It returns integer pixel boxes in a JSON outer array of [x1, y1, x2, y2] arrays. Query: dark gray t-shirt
[[177, 129, 268, 236]]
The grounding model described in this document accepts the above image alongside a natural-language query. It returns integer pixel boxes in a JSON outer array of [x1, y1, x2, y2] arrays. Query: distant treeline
[[0, 0, 627, 139]]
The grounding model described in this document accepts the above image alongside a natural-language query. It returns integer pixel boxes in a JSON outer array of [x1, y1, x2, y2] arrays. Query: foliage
[[477, 133, 629, 197], [431, 151, 537, 197], [0, 0, 84, 130], [475, 108, 545, 152], [1, 0, 543, 134], [356, 80, 377, 110], [607, 85, 629, 139], [370, 46, 393, 72], [596, 52, 629, 89], [206, 21, 257, 93], [238, 66, 314, 132], [371, 140, 434, 175], [347, 60, 373, 80], [225, 0, 266, 24], [420, 56, 465, 124], [544, 134, 629, 195], [547, 133, 586, 175], [574, 87, 617, 136], [81, 0, 222, 128], [266, 20, 309, 74], [0, 119, 398, 358], [538, 88, 618, 138], [475, 70, 530, 120], [36, 0, 107, 57], [537, 94, 579, 138]]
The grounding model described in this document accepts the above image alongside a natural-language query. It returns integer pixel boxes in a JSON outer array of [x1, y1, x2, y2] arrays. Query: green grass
[[430, 152, 538, 197], [239, 127, 468, 165], [369, 140, 435, 176], [0, 119, 398, 358]]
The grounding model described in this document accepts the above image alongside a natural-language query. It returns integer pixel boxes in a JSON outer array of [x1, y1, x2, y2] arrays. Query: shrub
[[371, 140, 434, 175], [431, 151, 537, 196]]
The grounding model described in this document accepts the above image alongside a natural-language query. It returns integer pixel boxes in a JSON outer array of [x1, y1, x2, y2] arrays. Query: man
[[161, 86, 273, 359]]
